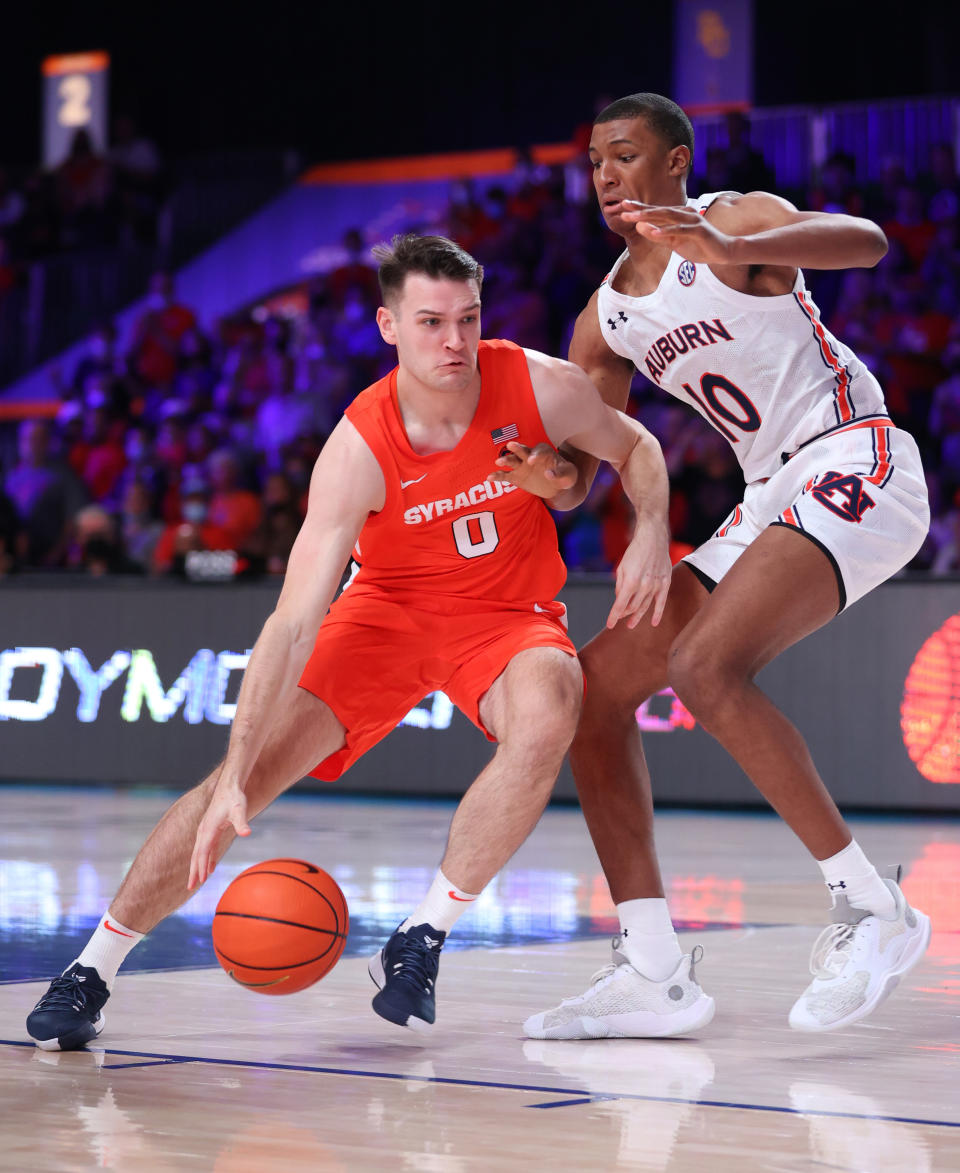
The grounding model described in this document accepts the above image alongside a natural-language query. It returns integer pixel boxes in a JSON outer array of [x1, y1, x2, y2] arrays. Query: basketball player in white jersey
[[500, 93, 931, 1038]]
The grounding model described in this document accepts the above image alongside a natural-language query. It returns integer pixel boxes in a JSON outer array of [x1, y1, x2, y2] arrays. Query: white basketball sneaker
[[522, 938, 715, 1040], [788, 870, 931, 1033]]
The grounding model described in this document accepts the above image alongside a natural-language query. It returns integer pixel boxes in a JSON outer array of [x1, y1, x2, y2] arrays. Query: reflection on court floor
[[1, 786, 958, 1171]]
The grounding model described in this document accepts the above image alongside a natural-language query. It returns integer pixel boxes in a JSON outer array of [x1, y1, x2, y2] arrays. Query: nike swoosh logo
[[448, 891, 476, 902], [400, 474, 428, 489], [104, 919, 136, 937]]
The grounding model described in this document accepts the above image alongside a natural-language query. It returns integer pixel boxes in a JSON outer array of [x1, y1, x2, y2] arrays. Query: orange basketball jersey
[[343, 339, 566, 609]]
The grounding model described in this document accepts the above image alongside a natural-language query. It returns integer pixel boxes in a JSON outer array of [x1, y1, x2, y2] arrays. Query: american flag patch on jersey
[[491, 423, 519, 445]]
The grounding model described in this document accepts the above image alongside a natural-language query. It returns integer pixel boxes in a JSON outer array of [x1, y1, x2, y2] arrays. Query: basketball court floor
[[1, 785, 958, 1171]]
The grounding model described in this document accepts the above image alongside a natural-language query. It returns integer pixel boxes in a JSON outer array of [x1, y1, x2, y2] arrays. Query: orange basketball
[[212, 858, 349, 995]]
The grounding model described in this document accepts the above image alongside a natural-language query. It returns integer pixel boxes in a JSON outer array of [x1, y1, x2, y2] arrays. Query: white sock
[[616, 897, 684, 981], [400, 869, 480, 936], [73, 912, 145, 988], [817, 839, 896, 919]]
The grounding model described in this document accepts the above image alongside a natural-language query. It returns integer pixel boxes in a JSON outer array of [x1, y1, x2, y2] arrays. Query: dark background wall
[[2, 2, 955, 167]]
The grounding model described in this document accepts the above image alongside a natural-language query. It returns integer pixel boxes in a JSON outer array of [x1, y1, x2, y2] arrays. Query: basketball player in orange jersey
[[501, 94, 931, 1038], [26, 233, 682, 1050]]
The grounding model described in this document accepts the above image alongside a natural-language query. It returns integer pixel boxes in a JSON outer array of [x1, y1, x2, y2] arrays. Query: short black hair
[[373, 234, 484, 306], [595, 93, 694, 174]]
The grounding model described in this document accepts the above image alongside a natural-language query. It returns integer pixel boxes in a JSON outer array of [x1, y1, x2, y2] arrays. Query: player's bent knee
[[579, 641, 667, 718], [504, 658, 582, 756], [667, 635, 741, 721]]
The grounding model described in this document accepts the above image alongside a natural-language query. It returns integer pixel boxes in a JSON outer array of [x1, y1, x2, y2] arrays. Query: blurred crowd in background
[[1, 113, 959, 580]]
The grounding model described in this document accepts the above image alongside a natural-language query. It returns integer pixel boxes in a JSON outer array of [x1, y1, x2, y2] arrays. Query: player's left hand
[[621, 202, 736, 265], [188, 776, 252, 890], [606, 518, 672, 629], [487, 442, 578, 498]]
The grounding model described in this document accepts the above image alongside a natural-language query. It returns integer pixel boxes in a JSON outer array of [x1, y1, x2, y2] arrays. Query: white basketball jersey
[[596, 192, 889, 483]]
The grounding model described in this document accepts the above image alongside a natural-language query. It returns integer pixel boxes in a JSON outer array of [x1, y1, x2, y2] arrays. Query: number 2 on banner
[[452, 511, 499, 559], [58, 75, 93, 129]]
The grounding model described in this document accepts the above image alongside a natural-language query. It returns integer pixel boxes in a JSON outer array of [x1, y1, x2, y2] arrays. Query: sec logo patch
[[678, 261, 696, 286]]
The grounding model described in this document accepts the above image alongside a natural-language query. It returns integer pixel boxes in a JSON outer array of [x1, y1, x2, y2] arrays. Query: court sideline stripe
[[2, 1039, 959, 1128]]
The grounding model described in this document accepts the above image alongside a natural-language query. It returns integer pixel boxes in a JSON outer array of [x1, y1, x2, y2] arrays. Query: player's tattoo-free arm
[[529, 350, 672, 627], [622, 191, 888, 270], [188, 418, 385, 888]]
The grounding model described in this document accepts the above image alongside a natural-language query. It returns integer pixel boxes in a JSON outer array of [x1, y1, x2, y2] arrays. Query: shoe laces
[[390, 935, 440, 994], [809, 922, 858, 979], [587, 962, 619, 988], [34, 973, 100, 1013]]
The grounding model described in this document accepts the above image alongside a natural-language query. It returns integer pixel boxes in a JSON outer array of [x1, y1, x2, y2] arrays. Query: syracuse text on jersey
[[403, 477, 518, 526]]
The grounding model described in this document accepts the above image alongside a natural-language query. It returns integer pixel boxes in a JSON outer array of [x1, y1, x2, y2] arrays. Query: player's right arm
[[188, 417, 385, 888], [491, 290, 636, 508]]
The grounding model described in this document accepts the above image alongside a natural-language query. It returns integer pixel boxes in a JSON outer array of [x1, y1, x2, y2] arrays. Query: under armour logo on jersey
[[678, 261, 697, 286], [607, 311, 628, 330], [827, 881, 847, 890]]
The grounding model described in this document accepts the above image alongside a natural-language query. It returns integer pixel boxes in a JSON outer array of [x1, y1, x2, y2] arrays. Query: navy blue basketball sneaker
[[27, 963, 109, 1051], [368, 923, 445, 1032]]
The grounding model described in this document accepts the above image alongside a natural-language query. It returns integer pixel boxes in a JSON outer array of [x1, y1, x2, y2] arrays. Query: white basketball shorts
[[684, 416, 930, 612]]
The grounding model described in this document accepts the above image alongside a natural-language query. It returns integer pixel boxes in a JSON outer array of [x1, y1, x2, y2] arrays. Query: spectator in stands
[[330, 228, 380, 305], [120, 479, 165, 571], [245, 471, 303, 576], [4, 419, 85, 566], [70, 504, 142, 576], [869, 155, 907, 222], [922, 142, 960, 225], [480, 261, 551, 353], [121, 423, 163, 500], [79, 399, 127, 504], [446, 179, 499, 254], [290, 322, 351, 422], [109, 115, 163, 246], [206, 448, 262, 551], [71, 324, 120, 397], [55, 130, 113, 248], [810, 151, 865, 216], [254, 361, 332, 471], [921, 214, 960, 314], [828, 269, 886, 372], [883, 184, 937, 268], [57, 402, 89, 479], [701, 146, 731, 197], [152, 470, 232, 575], [130, 271, 197, 387], [723, 110, 775, 193], [875, 284, 952, 428]]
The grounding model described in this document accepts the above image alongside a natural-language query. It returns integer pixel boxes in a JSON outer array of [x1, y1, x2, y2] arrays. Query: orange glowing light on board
[[901, 614, 960, 784]]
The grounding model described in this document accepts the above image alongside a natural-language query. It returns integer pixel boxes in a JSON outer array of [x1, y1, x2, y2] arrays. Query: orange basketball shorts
[[298, 585, 578, 781]]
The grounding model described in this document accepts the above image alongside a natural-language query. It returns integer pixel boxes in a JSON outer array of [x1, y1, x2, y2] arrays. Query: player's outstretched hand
[[606, 519, 672, 630], [621, 201, 735, 265], [487, 441, 577, 499], [188, 778, 251, 890]]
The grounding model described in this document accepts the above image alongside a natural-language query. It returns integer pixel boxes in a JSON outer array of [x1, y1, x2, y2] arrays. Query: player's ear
[[668, 145, 691, 178], [376, 305, 397, 345]]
